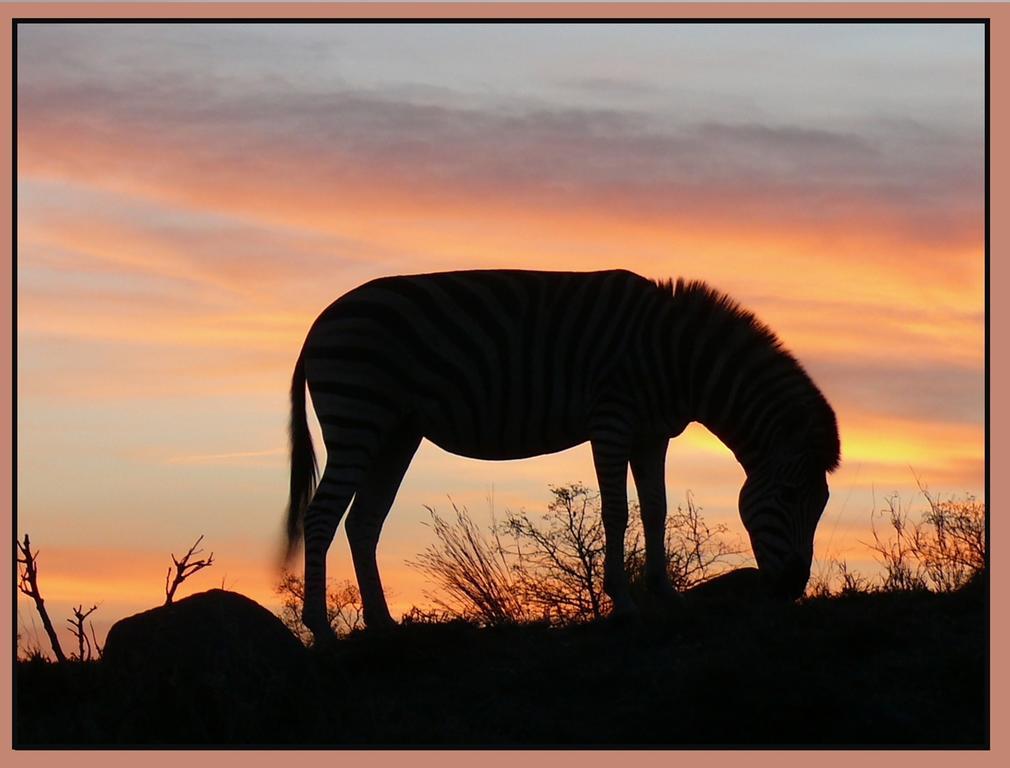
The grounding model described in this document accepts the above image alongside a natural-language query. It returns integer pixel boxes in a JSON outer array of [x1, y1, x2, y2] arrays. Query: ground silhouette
[[15, 574, 986, 747]]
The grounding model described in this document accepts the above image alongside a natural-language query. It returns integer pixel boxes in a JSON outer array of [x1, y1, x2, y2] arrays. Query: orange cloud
[[165, 447, 286, 466], [837, 410, 981, 471], [19, 180, 982, 368]]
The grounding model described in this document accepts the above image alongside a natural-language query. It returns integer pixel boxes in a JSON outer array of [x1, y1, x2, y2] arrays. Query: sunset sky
[[16, 22, 984, 649]]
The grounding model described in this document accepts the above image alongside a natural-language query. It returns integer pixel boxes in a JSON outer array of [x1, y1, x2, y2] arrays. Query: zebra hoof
[[646, 579, 682, 599], [310, 627, 338, 649], [304, 610, 337, 647], [608, 610, 642, 628], [607, 597, 641, 627], [632, 588, 683, 622], [363, 615, 397, 634]]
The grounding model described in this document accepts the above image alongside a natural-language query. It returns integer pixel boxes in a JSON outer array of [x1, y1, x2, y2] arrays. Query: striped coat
[[287, 270, 839, 640]]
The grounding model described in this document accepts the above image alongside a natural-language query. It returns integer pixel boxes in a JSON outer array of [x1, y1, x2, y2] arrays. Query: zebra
[[286, 269, 840, 641]]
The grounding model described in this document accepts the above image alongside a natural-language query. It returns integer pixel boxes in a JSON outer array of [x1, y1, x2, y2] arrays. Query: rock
[[102, 589, 308, 743], [684, 567, 766, 605]]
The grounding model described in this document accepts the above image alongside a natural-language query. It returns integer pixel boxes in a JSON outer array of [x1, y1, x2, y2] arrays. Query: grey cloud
[[558, 76, 667, 97], [804, 358, 983, 428], [18, 59, 983, 243]]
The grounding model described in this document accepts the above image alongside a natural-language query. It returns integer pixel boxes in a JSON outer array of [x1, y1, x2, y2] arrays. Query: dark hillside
[[15, 578, 986, 747]]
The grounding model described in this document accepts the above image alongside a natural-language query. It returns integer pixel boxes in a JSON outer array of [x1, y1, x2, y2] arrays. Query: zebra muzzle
[[762, 553, 811, 601]]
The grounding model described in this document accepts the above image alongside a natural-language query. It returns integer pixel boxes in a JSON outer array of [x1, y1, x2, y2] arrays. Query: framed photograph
[[10, 3, 991, 750]]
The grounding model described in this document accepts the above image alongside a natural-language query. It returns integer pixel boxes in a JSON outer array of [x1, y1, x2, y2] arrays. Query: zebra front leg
[[630, 437, 677, 599], [591, 437, 635, 618], [345, 428, 421, 630]]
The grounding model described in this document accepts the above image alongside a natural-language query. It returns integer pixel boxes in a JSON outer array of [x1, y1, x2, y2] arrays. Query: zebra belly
[[421, 427, 587, 462], [304, 268, 636, 461]]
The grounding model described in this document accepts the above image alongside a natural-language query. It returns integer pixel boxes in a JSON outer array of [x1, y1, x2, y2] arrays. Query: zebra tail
[[285, 348, 318, 562]]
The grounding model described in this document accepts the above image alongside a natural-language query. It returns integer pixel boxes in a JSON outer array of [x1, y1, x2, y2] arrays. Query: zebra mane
[[653, 277, 841, 473], [654, 277, 785, 353]]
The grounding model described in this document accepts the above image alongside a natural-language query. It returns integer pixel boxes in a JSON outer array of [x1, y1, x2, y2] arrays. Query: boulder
[[102, 589, 308, 743], [684, 567, 766, 605]]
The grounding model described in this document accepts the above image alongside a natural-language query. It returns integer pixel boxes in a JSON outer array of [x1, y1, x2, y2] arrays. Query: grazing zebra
[[286, 269, 840, 641]]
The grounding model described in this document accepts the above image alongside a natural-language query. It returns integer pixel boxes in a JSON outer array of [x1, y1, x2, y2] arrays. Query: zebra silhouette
[[286, 269, 839, 640]]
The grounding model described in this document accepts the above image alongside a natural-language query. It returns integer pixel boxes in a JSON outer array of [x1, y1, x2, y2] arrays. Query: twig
[[66, 604, 98, 661], [164, 535, 215, 605], [88, 620, 104, 660]]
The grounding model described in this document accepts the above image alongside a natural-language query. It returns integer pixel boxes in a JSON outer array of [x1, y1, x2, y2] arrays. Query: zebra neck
[[657, 277, 839, 476], [689, 361, 821, 475]]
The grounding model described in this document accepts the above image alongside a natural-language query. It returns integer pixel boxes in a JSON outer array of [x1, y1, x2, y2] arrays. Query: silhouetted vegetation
[[408, 484, 746, 626], [807, 486, 986, 597], [409, 499, 531, 624], [275, 572, 364, 643], [870, 487, 984, 593]]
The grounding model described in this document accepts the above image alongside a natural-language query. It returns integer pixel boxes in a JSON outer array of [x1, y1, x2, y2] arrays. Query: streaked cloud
[[20, 72, 981, 249]]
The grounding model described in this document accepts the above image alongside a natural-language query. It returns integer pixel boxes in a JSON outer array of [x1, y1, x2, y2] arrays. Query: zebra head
[[738, 458, 830, 601]]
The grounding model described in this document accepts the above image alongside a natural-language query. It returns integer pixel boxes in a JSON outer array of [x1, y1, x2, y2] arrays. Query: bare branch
[[15, 534, 67, 663], [88, 620, 104, 660], [66, 604, 99, 661], [164, 535, 215, 605]]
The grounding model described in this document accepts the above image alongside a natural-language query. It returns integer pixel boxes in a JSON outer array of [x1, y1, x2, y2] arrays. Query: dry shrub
[[409, 500, 533, 625], [275, 571, 364, 644], [810, 483, 986, 598], [869, 487, 985, 593], [409, 483, 745, 626]]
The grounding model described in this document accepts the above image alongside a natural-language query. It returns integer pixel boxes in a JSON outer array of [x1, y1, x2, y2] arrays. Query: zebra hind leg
[[302, 464, 361, 644], [344, 426, 422, 630], [630, 437, 678, 601]]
